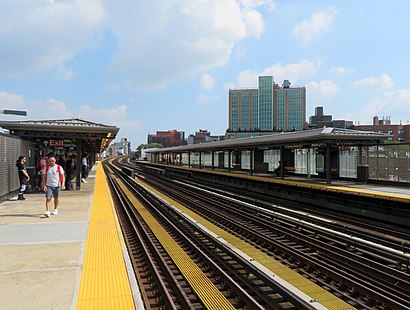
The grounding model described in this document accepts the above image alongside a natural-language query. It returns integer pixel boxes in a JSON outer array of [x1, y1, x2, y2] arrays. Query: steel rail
[[139, 171, 410, 309], [104, 163, 191, 309]]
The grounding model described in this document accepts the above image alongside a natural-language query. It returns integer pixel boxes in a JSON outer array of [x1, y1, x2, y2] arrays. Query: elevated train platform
[[0, 163, 137, 309], [1, 157, 407, 309]]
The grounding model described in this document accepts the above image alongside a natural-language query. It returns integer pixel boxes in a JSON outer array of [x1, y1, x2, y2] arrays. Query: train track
[[131, 162, 410, 309], [105, 159, 327, 309]]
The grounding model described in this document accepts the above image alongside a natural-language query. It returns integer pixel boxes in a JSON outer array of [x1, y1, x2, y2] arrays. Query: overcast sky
[[1, 0, 410, 147]]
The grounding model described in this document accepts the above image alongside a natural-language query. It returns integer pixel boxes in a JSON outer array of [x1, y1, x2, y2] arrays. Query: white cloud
[[0, 0, 105, 77], [383, 89, 410, 111], [293, 8, 338, 43], [196, 93, 219, 106], [56, 65, 74, 81], [352, 73, 393, 90], [28, 98, 72, 120], [344, 88, 410, 124], [107, 0, 269, 90], [0, 91, 24, 109], [307, 80, 339, 99], [201, 74, 215, 90], [24, 99, 141, 131], [79, 104, 128, 124], [242, 9, 265, 38], [330, 66, 350, 75], [234, 59, 319, 87], [1, 1, 271, 89], [197, 94, 211, 105], [240, 0, 277, 11], [78, 104, 142, 137]]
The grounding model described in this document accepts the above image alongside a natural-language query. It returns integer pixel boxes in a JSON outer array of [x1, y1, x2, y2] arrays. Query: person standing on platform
[[65, 155, 75, 190], [42, 155, 65, 217], [16, 156, 30, 200], [56, 154, 66, 171], [81, 153, 89, 183], [37, 155, 47, 191]]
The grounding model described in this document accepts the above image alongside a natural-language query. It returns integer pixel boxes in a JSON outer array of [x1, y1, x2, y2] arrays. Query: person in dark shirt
[[65, 155, 74, 190], [16, 156, 30, 200], [56, 154, 66, 170]]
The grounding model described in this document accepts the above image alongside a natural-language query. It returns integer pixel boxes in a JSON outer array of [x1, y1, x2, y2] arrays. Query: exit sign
[[50, 140, 64, 147]]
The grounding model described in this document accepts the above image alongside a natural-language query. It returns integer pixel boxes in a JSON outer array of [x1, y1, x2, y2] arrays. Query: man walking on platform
[[42, 155, 65, 217], [81, 153, 89, 183]]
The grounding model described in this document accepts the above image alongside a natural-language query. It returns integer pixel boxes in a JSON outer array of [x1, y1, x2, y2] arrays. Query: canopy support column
[[326, 144, 332, 185]]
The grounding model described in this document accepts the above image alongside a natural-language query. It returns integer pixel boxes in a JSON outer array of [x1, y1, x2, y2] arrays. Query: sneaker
[[52, 209, 58, 215], [82, 178, 88, 183], [44, 211, 50, 218]]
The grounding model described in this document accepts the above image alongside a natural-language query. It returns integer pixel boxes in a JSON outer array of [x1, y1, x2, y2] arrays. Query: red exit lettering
[[50, 140, 64, 147]]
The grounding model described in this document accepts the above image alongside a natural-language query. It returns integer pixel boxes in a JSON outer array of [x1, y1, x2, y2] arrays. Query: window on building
[[398, 130, 405, 135]]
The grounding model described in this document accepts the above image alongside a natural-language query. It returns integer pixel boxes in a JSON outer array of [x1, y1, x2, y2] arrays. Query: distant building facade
[[228, 76, 306, 139], [106, 138, 131, 156], [148, 130, 187, 147], [308, 107, 353, 129], [353, 116, 410, 143], [187, 129, 223, 145]]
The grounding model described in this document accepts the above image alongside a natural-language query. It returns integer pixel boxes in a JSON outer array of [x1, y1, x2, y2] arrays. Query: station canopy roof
[[147, 127, 391, 153], [0, 118, 119, 152]]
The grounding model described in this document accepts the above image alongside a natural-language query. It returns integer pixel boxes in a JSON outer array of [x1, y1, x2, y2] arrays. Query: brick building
[[148, 130, 187, 147], [353, 116, 410, 143]]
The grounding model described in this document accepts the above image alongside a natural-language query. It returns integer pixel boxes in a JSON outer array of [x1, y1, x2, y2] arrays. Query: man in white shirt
[[41, 156, 65, 218], [81, 153, 89, 183]]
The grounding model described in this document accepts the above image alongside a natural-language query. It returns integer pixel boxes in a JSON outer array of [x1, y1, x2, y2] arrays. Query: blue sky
[[1, 1, 410, 147]]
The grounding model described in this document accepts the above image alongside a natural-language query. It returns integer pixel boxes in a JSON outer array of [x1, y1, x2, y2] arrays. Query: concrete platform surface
[[0, 166, 96, 310]]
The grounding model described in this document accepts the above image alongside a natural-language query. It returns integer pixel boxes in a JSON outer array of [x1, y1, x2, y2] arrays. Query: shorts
[[45, 186, 61, 199]]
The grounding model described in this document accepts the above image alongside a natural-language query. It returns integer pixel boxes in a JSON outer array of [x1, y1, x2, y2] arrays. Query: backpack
[[45, 165, 64, 186]]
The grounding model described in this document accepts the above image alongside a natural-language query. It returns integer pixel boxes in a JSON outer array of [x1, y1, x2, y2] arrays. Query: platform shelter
[[0, 118, 119, 190], [146, 127, 391, 184]]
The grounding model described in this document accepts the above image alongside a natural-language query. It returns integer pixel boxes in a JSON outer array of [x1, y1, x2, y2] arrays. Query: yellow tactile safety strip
[[77, 163, 135, 310], [116, 180, 235, 310], [138, 179, 355, 310]]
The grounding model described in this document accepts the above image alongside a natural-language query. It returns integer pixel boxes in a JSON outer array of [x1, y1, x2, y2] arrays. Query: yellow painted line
[[116, 179, 235, 310], [77, 163, 134, 310], [138, 178, 354, 310]]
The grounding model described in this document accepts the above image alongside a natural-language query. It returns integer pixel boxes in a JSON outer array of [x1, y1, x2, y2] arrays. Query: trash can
[[357, 164, 369, 183]]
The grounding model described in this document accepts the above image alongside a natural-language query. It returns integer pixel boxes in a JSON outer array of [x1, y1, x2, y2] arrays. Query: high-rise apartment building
[[228, 76, 306, 139]]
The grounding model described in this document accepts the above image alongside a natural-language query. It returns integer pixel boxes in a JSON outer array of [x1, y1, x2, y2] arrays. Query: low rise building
[[353, 116, 410, 143], [106, 138, 131, 156], [187, 129, 224, 145], [148, 130, 187, 147], [308, 107, 353, 129]]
